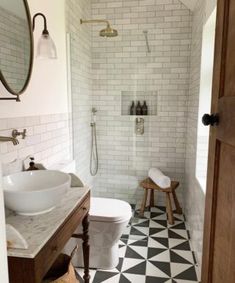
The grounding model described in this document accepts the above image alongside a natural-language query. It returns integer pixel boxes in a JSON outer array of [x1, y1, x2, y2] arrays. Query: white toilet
[[65, 196, 132, 270], [57, 161, 132, 269]]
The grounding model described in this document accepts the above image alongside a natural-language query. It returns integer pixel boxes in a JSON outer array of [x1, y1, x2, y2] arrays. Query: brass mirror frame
[[0, 0, 34, 101]]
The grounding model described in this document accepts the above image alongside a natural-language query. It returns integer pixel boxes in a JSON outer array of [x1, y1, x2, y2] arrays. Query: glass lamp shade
[[36, 34, 57, 59]]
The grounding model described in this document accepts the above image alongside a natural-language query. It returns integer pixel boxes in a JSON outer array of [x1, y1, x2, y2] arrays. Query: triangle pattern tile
[[150, 237, 169, 248], [170, 222, 187, 230], [130, 227, 146, 237], [129, 245, 148, 259], [92, 271, 119, 283], [133, 226, 150, 236], [101, 274, 121, 283], [149, 219, 166, 229], [119, 274, 132, 283], [150, 212, 165, 219], [123, 273, 148, 283], [146, 261, 170, 278], [169, 228, 189, 239], [128, 235, 147, 242], [129, 237, 148, 247], [152, 220, 168, 228], [155, 206, 167, 212], [167, 220, 183, 228], [132, 217, 148, 225], [148, 237, 168, 249], [122, 258, 145, 273], [172, 241, 191, 251], [121, 234, 129, 240], [170, 250, 193, 264], [134, 220, 150, 227], [149, 228, 166, 237], [171, 214, 184, 220], [125, 246, 145, 260], [173, 280, 198, 283], [116, 258, 124, 272], [168, 230, 186, 240], [172, 250, 195, 264], [123, 260, 147, 275], [146, 276, 169, 283], [120, 238, 128, 245], [149, 249, 170, 262], [149, 261, 171, 277], [150, 206, 166, 213], [174, 266, 198, 281], [152, 228, 168, 238], [147, 247, 166, 260], [152, 214, 169, 221], [168, 238, 186, 249], [170, 262, 194, 278]]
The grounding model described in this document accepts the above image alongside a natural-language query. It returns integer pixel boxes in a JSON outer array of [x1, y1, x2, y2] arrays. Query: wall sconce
[[32, 13, 57, 59]]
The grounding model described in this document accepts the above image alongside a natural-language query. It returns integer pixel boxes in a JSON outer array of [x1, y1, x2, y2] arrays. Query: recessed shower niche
[[121, 91, 158, 116]]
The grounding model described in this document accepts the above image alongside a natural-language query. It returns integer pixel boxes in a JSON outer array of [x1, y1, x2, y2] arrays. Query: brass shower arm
[[80, 19, 110, 26]]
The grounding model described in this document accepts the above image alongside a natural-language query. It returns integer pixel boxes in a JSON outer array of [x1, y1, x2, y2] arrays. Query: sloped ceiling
[[179, 0, 198, 11]]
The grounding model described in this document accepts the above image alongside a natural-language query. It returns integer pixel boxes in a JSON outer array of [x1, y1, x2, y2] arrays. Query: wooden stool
[[140, 178, 182, 225]]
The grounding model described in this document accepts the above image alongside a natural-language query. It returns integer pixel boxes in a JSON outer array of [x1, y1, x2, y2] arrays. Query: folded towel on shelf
[[148, 168, 171, 189], [6, 224, 28, 250]]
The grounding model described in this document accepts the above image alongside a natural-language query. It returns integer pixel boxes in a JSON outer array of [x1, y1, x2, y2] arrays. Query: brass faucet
[[0, 129, 27, 146], [12, 129, 27, 139], [0, 136, 19, 146]]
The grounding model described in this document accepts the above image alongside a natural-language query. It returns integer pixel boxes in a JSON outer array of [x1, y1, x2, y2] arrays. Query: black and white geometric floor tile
[[76, 205, 200, 283]]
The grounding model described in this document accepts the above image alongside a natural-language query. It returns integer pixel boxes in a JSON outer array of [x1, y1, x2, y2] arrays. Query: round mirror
[[0, 0, 33, 98]]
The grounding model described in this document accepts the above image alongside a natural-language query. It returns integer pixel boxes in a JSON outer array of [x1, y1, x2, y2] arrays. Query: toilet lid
[[89, 197, 132, 222]]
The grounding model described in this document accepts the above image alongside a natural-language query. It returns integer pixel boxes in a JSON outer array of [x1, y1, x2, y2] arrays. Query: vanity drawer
[[8, 192, 90, 283]]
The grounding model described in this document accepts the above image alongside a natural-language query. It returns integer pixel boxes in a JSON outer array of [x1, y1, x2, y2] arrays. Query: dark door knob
[[202, 113, 219, 126]]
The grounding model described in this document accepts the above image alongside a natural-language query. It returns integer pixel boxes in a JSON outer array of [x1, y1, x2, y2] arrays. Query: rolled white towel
[[6, 224, 28, 250], [148, 168, 171, 189]]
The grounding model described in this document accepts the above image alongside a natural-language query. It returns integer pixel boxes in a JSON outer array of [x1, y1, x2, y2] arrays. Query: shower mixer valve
[[136, 118, 144, 135]]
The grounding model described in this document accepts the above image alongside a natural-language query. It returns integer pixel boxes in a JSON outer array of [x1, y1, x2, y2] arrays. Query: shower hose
[[90, 122, 99, 176]]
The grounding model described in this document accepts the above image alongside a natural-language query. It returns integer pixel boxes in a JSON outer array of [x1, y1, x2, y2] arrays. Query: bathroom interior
[[0, 0, 220, 282]]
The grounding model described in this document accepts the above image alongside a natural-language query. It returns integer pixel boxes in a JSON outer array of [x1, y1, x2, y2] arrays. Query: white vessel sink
[[3, 170, 71, 216]]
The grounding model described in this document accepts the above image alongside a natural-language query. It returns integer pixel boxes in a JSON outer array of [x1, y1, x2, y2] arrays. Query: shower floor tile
[[76, 205, 200, 283]]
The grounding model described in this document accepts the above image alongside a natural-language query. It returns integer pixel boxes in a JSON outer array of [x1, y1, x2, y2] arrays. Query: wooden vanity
[[6, 187, 90, 283]]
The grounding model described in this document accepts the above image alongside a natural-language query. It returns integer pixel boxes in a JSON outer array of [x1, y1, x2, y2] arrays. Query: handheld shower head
[[80, 19, 118, 38]]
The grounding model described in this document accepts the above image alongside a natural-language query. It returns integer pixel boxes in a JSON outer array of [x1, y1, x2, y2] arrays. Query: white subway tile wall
[[0, 114, 72, 175], [91, 0, 192, 206]]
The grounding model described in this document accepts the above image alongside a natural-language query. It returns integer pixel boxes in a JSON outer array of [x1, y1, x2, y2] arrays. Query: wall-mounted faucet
[[0, 136, 19, 146], [0, 129, 27, 146], [12, 129, 27, 139]]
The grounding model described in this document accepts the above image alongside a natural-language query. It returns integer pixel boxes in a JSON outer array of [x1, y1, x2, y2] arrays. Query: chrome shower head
[[80, 19, 118, 38]]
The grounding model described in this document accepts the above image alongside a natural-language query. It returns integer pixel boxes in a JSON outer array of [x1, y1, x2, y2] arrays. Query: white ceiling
[[179, 0, 198, 11]]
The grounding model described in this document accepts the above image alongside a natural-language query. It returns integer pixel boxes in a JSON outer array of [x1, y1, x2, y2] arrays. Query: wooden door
[[202, 1, 235, 282]]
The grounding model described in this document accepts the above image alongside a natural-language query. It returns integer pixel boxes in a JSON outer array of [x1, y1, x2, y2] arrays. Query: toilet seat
[[89, 197, 132, 223]]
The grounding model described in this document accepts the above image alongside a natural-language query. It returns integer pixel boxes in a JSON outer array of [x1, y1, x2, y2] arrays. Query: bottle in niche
[[141, 101, 148, 115], [130, 101, 135, 115], [136, 101, 142, 115]]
